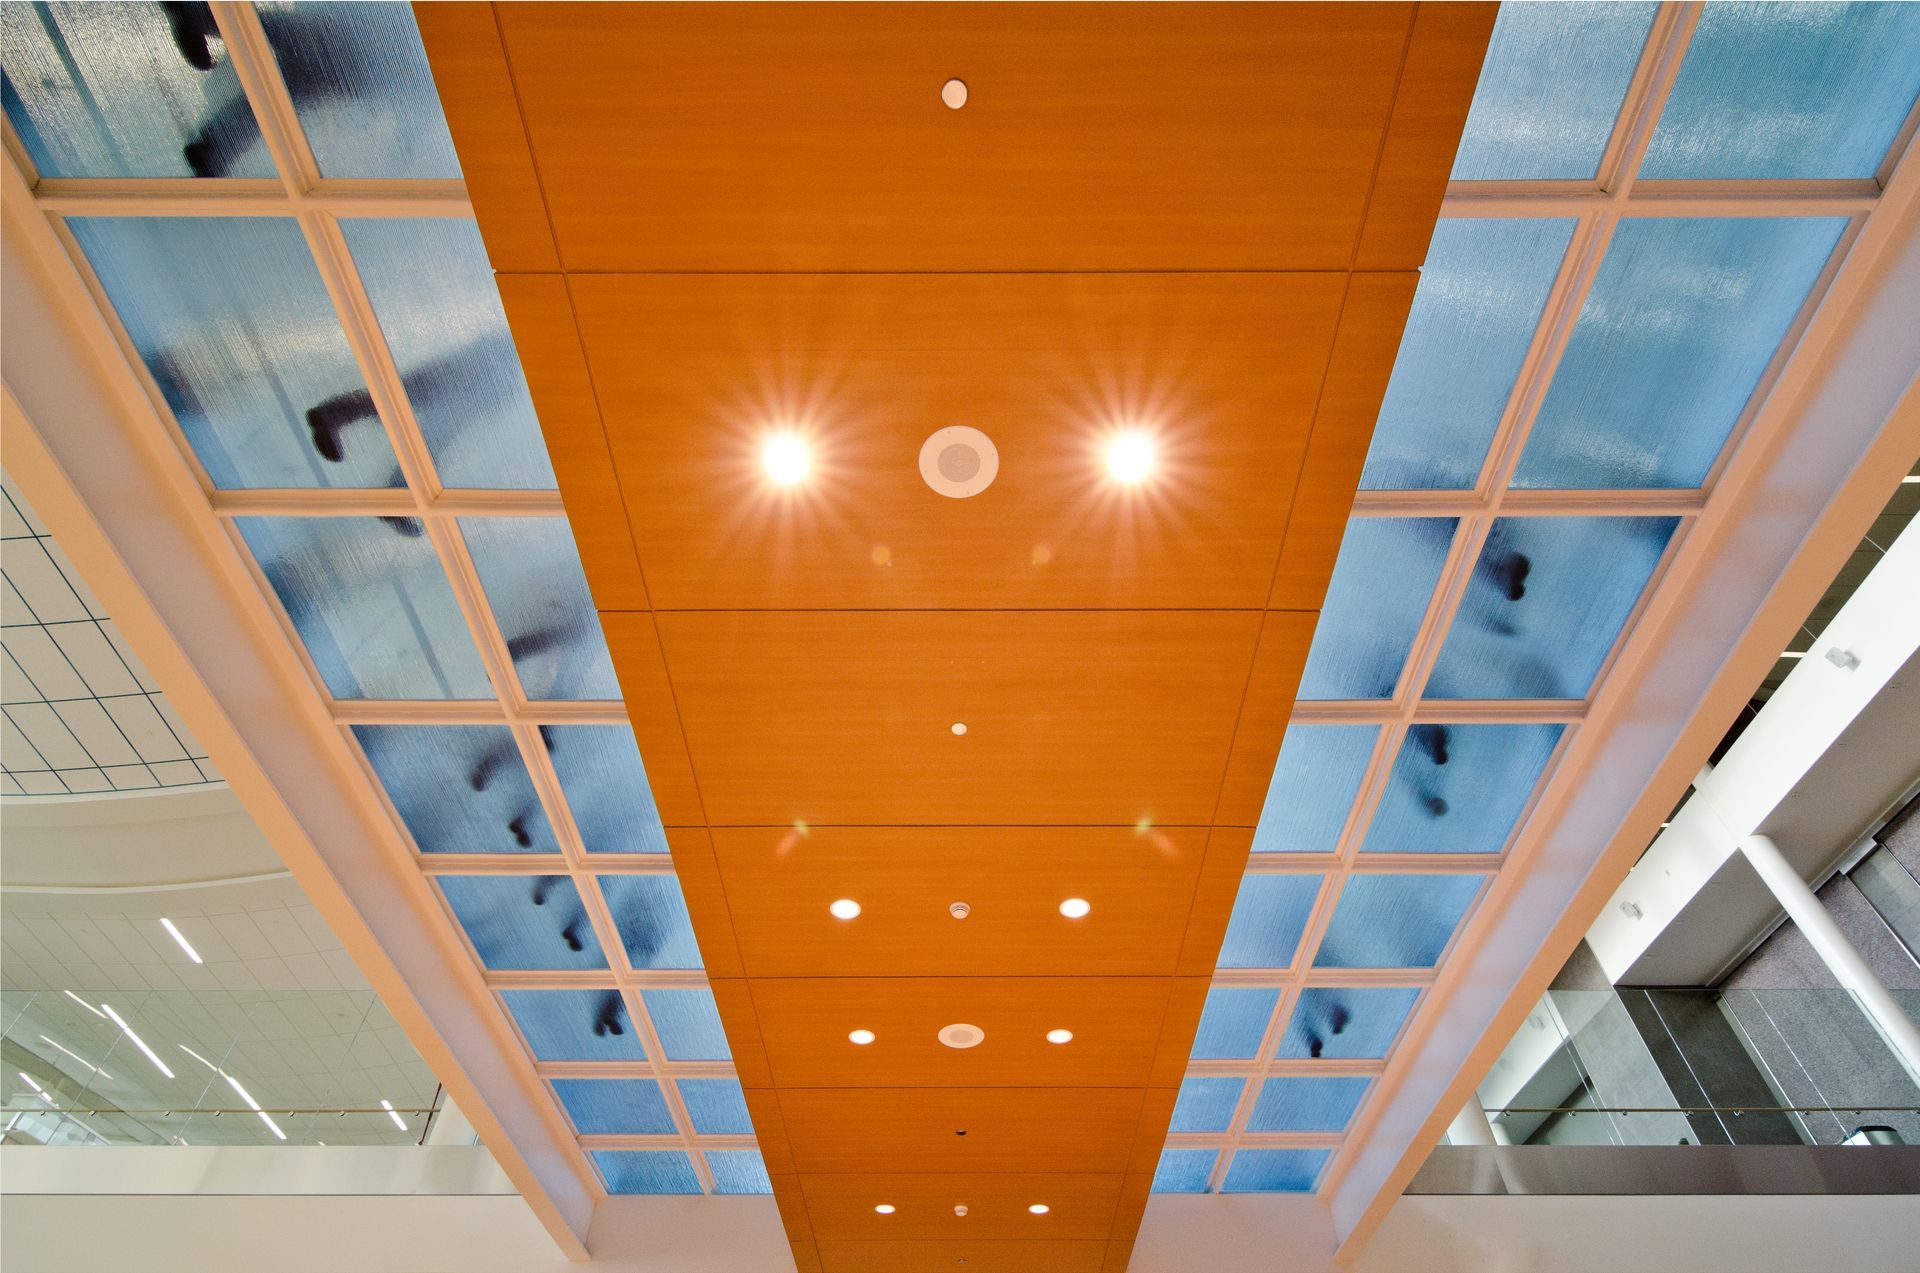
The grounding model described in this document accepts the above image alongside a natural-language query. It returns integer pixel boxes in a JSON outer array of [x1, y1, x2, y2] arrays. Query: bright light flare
[[100, 1003, 174, 1079], [1105, 430, 1156, 483], [761, 433, 811, 485], [829, 898, 862, 920]]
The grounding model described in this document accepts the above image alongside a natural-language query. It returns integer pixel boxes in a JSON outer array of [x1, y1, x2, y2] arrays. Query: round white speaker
[[919, 426, 998, 499]]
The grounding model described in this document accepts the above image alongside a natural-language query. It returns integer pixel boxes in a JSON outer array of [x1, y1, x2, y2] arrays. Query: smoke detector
[[938, 1022, 985, 1050], [919, 427, 998, 499]]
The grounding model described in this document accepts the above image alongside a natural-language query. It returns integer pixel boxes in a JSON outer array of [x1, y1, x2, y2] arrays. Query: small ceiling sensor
[[830, 898, 862, 920], [920, 426, 998, 499], [938, 1022, 986, 1050], [1058, 897, 1091, 919], [953, 1204, 969, 1217], [949, 901, 971, 920], [941, 78, 969, 110], [849, 1029, 876, 1046], [1046, 1028, 1073, 1045]]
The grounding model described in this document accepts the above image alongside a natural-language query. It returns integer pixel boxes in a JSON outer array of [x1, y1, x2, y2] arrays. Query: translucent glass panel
[[1360, 725, 1563, 856], [680, 1078, 752, 1135], [1643, 3, 1920, 180], [353, 725, 557, 855], [1361, 219, 1574, 491], [596, 875, 703, 971], [1252, 725, 1376, 854], [1426, 517, 1678, 700], [1191, 987, 1279, 1060], [255, 1, 459, 179], [1514, 217, 1847, 490], [709, 1150, 773, 1195], [553, 1078, 675, 1135], [1, 1, 270, 178], [1217, 875, 1323, 969], [1170, 1077, 1244, 1134], [1314, 874, 1486, 969], [68, 218, 398, 490], [593, 1149, 701, 1195], [548, 727, 670, 855], [438, 875, 606, 971], [1450, 3, 1656, 180], [1277, 988, 1421, 1061], [235, 517, 491, 700], [501, 988, 643, 1062], [1152, 1148, 1217, 1194], [1297, 519, 1457, 700], [1247, 1076, 1372, 1134], [1221, 1148, 1330, 1193], [642, 988, 731, 1061], [343, 221, 555, 490], [460, 519, 618, 701]]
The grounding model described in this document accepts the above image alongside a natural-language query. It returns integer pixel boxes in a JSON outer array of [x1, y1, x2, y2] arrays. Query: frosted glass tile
[[708, 1150, 772, 1195], [547, 726, 669, 855], [353, 725, 556, 855], [502, 988, 643, 1062], [342, 220, 554, 490], [438, 875, 606, 971], [1298, 519, 1456, 700], [597, 875, 703, 971], [1, 1, 271, 177], [1314, 874, 1486, 969], [1427, 517, 1677, 700], [553, 1078, 674, 1136], [1221, 1148, 1330, 1193], [1171, 1077, 1244, 1133], [1360, 724, 1563, 856], [1452, 3, 1656, 180], [1277, 987, 1421, 1061], [256, 1, 459, 178], [1252, 725, 1377, 854], [1217, 875, 1323, 970], [69, 218, 397, 490], [679, 1078, 752, 1135], [593, 1150, 701, 1195], [1362, 219, 1575, 491], [1515, 217, 1847, 490], [643, 988, 732, 1062], [235, 517, 491, 700], [1643, 3, 1920, 179], [1247, 1076, 1372, 1134], [460, 519, 617, 701], [1152, 1149, 1218, 1193], [1191, 987, 1279, 1060]]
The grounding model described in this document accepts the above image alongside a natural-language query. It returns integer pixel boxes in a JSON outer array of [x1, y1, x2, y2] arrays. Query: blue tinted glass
[[1298, 519, 1457, 700], [1171, 1077, 1244, 1133], [1191, 987, 1279, 1060], [1277, 988, 1421, 1061], [1247, 1076, 1372, 1134], [1253, 725, 1376, 854], [1360, 724, 1563, 856], [553, 1078, 675, 1136], [1315, 874, 1485, 969], [1, 2, 272, 177], [597, 875, 703, 971], [679, 1078, 752, 1135], [256, 1, 459, 178], [1362, 219, 1575, 491], [1515, 217, 1847, 490], [548, 726, 669, 855], [68, 218, 396, 490], [593, 1150, 702, 1195], [1428, 517, 1677, 700], [460, 519, 617, 701], [1152, 1148, 1218, 1194], [1221, 1148, 1331, 1193], [235, 517, 491, 700], [353, 724, 556, 854], [1643, 3, 1920, 179], [501, 988, 643, 1062], [1217, 875, 1323, 970], [438, 875, 606, 971], [342, 220, 554, 490], [644, 989, 731, 1061], [1452, 2, 1656, 179], [708, 1150, 773, 1195]]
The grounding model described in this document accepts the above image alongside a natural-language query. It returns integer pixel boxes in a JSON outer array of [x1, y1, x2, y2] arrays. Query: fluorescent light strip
[[38, 1036, 110, 1081], [1780, 651, 1807, 659], [98, 1004, 175, 1079], [380, 1098, 408, 1132], [63, 990, 106, 1019], [177, 1044, 218, 1071], [18, 1072, 54, 1104], [224, 1073, 286, 1141], [158, 918, 204, 964]]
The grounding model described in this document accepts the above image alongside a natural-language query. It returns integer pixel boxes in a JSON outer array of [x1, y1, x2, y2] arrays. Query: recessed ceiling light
[[830, 898, 862, 920], [941, 79, 968, 110], [874, 1203, 896, 1215], [1028, 1204, 1050, 1215], [849, 1029, 876, 1046], [949, 901, 971, 920], [761, 433, 809, 485], [953, 1204, 969, 1217], [950, 722, 968, 736], [1106, 431, 1155, 483], [1046, 1028, 1073, 1045], [1059, 897, 1091, 919], [938, 1022, 985, 1049]]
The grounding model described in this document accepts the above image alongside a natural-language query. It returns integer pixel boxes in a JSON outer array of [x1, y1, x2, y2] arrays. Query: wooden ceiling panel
[[801, 1173, 1121, 1240], [778, 1087, 1144, 1174], [817, 1239, 1109, 1273]]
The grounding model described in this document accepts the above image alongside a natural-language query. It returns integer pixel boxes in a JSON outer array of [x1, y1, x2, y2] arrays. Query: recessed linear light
[[1106, 431, 1155, 483], [1046, 1029, 1073, 1045], [1903, 474, 1920, 484], [39, 1036, 110, 1081], [761, 434, 810, 486], [100, 1003, 173, 1079], [18, 1072, 54, 1104], [849, 1029, 876, 1046], [1028, 1204, 1050, 1215], [830, 898, 862, 920], [1780, 651, 1807, 659], [63, 990, 105, 1019], [1058, 898, 1091, 919], [874, 1204, 896, 1215], [158, 917, 203, 964], [380, 1098, 408, 1132], [225, 1072, 286, 1141]]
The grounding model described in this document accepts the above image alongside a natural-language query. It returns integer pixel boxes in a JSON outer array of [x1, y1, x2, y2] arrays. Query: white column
[[1740, 833, 1920, 1084], [1446, 1096, 1498, 1147]]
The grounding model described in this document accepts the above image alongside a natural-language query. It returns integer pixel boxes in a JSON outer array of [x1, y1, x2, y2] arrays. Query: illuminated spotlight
[[874, 1204, 896, 1215], [1058, 897, 1091, 919], [1028, 1204, 1050, 1215], [1046, 1029, 1073, 1045], [849, 1029, 877, 1046], [1106, 431, 1155, 483], [761, 433, 810, 485], [830, 898, 862, 920]]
